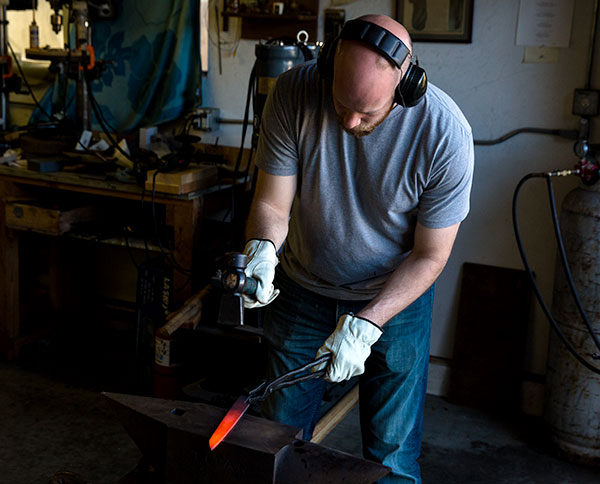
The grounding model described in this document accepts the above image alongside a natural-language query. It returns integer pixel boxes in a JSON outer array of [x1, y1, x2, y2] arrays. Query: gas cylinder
[[253, 37, 319, 145], [546, 181, 600, 464]]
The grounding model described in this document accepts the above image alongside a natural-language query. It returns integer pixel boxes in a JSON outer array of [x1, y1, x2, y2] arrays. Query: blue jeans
[[262, 267, 433, 483]]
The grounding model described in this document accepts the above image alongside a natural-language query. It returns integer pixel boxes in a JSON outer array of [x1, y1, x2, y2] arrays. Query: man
[[242, 14, 474, 483]]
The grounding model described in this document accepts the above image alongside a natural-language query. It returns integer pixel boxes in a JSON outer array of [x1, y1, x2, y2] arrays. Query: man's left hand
[[316, 313, 383, 382]]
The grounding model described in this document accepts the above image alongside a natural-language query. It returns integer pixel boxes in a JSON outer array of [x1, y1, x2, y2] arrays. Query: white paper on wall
[[516, 0, 575, 47]]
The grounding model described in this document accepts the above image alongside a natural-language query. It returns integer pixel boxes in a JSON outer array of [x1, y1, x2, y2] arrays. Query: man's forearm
[[356, 251, 446, 327], [357, 222, 460, 328], [245, 198, 290, 250], [244, 170, 296, 250]]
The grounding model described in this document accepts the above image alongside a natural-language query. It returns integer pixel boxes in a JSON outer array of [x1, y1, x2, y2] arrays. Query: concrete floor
[[321, 400, 600, 484], [1, 330, 599, 484]]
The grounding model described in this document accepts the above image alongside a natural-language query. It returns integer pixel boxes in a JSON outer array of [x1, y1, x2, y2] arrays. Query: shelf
[[221, 5, 318, 40], [223, 11, 316, 21], [66, 232, 165, 253]]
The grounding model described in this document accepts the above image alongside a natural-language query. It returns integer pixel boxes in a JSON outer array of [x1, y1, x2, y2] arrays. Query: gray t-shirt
[[255, 60, 474, 300]]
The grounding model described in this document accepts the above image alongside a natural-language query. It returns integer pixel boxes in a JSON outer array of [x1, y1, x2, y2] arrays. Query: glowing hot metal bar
[[208, 354, 331, 450], [209, 396, 250, 450]]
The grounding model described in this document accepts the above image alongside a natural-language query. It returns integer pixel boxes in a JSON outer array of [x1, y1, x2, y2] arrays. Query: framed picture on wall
[[396, 0, 473, 43]]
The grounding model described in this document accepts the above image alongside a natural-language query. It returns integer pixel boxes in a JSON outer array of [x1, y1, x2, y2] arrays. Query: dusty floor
[[0, 324, 598, 484]]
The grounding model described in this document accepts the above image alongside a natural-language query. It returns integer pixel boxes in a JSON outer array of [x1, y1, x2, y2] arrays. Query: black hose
[[512, 173, 600, 374], [234, 61, 256, 178], [86, 77, 135, 162], [586, 0, 599, 89], [7, 41, 55, 122], [242, 144, 255, 182], [226, 61, 257, 226]]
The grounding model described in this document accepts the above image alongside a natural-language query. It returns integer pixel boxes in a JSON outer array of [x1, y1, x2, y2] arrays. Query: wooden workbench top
[[0, 164, 234, 203]]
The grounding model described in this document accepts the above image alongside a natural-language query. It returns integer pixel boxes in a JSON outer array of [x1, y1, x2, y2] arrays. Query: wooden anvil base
[[104, 392, 389, 484]]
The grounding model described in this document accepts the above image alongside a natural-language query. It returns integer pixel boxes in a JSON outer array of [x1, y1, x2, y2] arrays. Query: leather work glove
[[316, 313, 383, 383], [243, 239, 280, 309]]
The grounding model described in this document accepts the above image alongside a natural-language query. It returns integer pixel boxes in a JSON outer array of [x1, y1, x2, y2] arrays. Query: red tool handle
[[1, 55, 13, 79], [78, 44, 95, 71]]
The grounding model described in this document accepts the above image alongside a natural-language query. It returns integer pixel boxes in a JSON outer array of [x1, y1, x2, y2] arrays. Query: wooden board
[[5, 199, 96, 235], [448, 262, 533, 413], [311, 384, 358, 444], [145, 165, 218, 195]]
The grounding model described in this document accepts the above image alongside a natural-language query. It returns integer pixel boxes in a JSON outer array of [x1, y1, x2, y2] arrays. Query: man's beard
[[336, 103, 394, 138]]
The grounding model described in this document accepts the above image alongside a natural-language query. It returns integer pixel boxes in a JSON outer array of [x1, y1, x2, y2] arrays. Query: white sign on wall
[[516, 0, 575, 47]]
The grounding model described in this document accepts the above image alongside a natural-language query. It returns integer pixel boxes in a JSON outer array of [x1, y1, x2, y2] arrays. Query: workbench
[[0, 163, 236, 359]]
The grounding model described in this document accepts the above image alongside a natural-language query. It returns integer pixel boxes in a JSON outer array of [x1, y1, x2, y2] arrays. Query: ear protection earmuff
[[317, 19, 428, 108]]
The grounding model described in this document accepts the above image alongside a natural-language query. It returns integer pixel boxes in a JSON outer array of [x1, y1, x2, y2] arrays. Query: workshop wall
[[199, 0, 595, 411]]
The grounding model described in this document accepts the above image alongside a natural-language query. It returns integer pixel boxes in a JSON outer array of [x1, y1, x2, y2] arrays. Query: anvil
[[103, 392, 390, 484]]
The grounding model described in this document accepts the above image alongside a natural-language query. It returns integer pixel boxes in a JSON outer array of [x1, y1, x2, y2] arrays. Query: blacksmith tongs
[[209, 353, 331, 450]]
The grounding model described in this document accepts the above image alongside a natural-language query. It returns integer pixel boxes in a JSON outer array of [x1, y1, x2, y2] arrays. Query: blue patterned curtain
[[33, 0, 201, 133]]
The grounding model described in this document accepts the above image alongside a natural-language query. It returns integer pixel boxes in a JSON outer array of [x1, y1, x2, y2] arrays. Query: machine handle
[[244, 275, 258, 295], [78, 44, 95, 71]]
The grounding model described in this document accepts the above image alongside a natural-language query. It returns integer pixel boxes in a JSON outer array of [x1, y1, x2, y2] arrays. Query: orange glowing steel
[[209, 396, 249, 451]]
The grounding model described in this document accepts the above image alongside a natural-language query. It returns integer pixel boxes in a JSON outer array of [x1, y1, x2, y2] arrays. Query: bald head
[[331, 15, 412, 137]]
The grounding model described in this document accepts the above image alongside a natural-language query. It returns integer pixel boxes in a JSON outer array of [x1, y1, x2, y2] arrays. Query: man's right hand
[[243, 239, 280, 308]]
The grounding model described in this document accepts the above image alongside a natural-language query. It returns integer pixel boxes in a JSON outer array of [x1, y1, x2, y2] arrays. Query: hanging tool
[[209, 353, 331, 450]]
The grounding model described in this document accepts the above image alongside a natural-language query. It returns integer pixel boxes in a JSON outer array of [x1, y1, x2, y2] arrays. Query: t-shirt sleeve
[[254, 73, 300, 176], [417, 123, 474, 229]]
